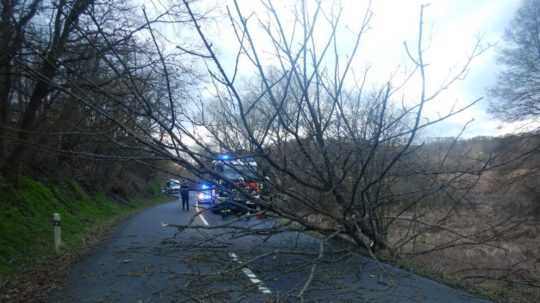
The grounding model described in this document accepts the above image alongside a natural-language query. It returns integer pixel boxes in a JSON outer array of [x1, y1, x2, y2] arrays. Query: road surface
[[48, 194, 492, 303]]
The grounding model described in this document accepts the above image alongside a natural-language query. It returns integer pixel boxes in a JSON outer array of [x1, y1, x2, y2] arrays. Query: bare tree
[[0, 0, 41, 159], [171, 0, 487, 256], [490, 0, 540, 122]]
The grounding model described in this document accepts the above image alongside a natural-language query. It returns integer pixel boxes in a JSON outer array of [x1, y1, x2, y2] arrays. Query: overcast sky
[[166, 0, 526, 139]]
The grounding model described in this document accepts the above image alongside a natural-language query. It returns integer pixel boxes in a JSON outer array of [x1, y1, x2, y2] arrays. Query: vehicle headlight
[[198, 192, 211, 200]]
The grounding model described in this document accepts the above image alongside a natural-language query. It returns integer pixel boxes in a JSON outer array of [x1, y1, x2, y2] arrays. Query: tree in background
[[0, 0, 198, 195], [490, 0, 540, 122], [489, 0, 540, 217]]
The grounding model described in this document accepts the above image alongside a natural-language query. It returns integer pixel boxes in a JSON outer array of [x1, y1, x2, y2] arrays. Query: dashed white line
[[195, 199, 209, 226], [229, 252, 239, 262], [229, 252, 272, 294], [194, 199, 271, 295]]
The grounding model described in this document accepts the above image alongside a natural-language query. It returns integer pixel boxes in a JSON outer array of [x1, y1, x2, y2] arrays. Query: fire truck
[[197, 154, 263, 216]]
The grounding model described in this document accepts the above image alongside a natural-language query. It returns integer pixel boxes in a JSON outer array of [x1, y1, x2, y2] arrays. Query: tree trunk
[[1, 0, 92, 179]]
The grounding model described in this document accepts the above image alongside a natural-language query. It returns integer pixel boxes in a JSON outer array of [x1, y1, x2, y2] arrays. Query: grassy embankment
[[0, 176, 167, 278]]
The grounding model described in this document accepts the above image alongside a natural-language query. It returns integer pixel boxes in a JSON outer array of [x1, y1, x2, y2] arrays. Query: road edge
[[0, 196, 172, 303]]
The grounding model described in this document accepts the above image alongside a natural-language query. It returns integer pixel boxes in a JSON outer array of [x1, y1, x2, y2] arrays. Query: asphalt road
[[48, 194, 493, 303]]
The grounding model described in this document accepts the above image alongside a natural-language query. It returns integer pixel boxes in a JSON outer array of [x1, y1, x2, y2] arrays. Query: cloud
[[178, 0, 523, 138]]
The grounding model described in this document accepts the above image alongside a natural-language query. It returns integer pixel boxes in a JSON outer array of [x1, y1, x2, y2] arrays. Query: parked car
[[164, 179, 181, 195]]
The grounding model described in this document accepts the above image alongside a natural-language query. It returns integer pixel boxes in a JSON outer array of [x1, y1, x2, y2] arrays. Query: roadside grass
[[0, 176, 167, 278]]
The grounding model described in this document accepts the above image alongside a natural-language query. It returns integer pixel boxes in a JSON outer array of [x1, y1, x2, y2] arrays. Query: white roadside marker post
[[53, 213, 62, 253]]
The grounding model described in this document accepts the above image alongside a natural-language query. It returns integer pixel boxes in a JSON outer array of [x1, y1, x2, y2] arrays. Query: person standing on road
[[180, 181, 190, 211]]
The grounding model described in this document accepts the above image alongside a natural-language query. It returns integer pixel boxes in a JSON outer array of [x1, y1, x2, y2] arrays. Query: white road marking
[[229, 252, 239, 262], [195, 199, 209, 226], [197, 200, 271, 295], [229, 253, 272, 294]]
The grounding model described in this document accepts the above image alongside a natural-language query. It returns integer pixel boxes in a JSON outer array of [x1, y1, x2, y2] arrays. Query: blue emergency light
[[201, 183, 209, 190], [219, 154, 230, 160]]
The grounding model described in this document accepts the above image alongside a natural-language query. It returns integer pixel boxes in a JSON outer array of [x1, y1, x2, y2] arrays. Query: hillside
[[0, 176, 166, 301]]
